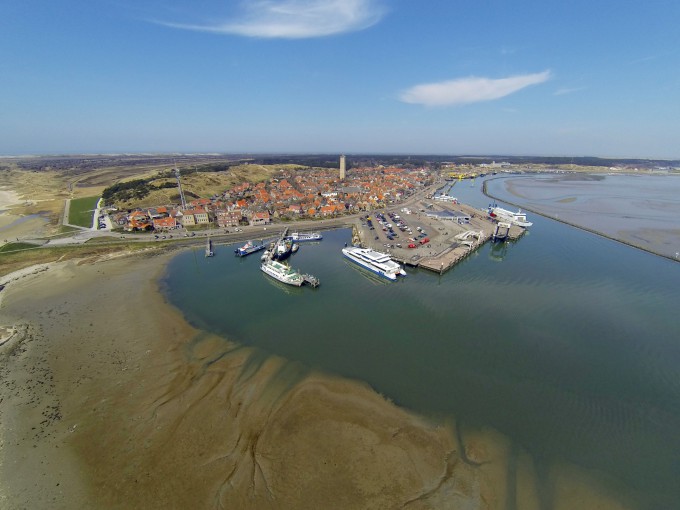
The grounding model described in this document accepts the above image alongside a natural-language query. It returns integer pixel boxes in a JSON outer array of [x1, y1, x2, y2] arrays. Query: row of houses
[[116, 208, 271, 232], [116, 164, 435, 232]]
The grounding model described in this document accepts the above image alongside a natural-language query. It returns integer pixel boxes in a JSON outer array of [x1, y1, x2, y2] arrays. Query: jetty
[[301, 273, 320, 288], [356, 201, 527, 275], [492, 222, 511, 242]]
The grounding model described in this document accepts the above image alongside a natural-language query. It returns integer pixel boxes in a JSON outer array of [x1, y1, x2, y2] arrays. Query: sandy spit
[[0, 251, 632, 510]]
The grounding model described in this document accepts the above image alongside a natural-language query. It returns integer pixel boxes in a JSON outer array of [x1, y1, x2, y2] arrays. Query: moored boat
[[342, 246, 407, 281], [235, 240, 266, 257], [487, 204, 533, 228], [271, 238, 293, 260], [287, 232, 323, 242], [261, 259, 304, 287]]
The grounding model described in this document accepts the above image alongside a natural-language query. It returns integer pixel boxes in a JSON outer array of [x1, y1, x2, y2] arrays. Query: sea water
[[163, 176, 680, 509]]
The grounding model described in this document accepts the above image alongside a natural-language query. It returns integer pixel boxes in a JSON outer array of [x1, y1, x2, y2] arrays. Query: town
[[93, 157, 529, 275], [109, 157, 438, 233]]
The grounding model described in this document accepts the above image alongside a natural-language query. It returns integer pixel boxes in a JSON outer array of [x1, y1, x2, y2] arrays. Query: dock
[[302, 273, 320, 287], [356, 201, 527, 275]]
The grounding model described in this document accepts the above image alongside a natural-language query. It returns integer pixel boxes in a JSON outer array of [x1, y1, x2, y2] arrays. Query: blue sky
[[2, 0, 679, 158]]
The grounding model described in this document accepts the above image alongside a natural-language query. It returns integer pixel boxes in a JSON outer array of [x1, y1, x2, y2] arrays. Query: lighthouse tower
[[339, 154, 346, 180]]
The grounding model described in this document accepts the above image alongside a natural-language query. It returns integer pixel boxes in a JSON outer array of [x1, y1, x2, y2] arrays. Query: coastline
[[482, 176, 680, 262], [0, 250, 633, 509], [0, 251, 483, 508]]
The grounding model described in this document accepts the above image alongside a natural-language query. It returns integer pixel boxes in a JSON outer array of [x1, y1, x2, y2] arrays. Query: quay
[[353, 201, 526, 275]]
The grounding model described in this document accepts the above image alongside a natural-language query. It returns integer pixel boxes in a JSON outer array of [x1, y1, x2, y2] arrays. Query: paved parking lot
[[354, 200, 516, 272]]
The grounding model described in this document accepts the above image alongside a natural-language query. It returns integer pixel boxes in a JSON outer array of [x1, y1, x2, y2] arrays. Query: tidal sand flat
[[0, 252, 633, 509], [485, 173, 680, 259]]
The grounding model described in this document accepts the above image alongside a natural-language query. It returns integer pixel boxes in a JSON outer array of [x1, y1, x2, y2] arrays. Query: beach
[[0, 251, 633, 509], [0, 188, 50, 246]]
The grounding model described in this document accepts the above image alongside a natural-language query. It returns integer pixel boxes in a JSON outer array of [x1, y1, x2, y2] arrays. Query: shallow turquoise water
[[163, 178, 680, 509]]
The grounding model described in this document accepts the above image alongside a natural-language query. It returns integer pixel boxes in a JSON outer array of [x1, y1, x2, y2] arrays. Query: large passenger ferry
[[487, 205, 533, 228], [260, 259, 304, 286], [342, 246, 407, 281]]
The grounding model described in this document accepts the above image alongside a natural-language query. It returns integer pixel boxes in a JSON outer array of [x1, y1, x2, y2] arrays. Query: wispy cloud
[[399, 71, 551, 107], [554, 86, 586, 96], [159, 0, 386, 39]]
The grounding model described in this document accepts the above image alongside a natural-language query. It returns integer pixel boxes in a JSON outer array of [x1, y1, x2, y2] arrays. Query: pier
[[302, 273, 320, 287], [355, 201, 526, 275]]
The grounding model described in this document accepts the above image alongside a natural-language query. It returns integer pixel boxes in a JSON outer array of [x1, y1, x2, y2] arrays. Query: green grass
[[0, 241, 163, 278], [69, 196, 100, 228], [0, 242, 39, 253]]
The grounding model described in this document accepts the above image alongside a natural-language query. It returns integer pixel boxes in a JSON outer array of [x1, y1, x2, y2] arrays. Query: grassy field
[[0, 242, 38, 253], [68, 196, 100, 227]]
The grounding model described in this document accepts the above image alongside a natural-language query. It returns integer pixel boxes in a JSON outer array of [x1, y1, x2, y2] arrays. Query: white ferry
[[487, 205, 533, 228], [287, 232, 323, 242], [235, 240, 266, 257], [261, 259, 304, 287], [342, 246, 407, 281]]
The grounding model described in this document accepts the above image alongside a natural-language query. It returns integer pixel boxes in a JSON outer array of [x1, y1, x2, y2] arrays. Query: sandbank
[[0, 251, 633, 509], [485, 175, 680, 261]]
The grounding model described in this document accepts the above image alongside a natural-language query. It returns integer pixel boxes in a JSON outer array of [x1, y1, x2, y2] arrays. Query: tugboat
[[271, 237, 293, 261]]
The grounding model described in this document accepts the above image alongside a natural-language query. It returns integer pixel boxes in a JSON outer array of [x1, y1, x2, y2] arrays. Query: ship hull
[[261, 261, 304, 286], [342, 248, 405, 281]]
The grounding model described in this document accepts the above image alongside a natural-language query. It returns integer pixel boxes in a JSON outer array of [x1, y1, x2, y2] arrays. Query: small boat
[[235, 240, 266, 257], [205, 238, 214, 257], [292, 243, 299, 253], [261, 258, 304, 287], [287, 232, 323, 242]]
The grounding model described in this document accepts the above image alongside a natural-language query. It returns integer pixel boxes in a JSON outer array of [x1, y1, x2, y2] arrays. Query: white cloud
[[399, 71, 551, 107], [160, 0, 386, 38]]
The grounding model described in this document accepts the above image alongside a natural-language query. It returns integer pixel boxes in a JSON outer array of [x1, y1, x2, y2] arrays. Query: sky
[[1, 0, 679, 158]]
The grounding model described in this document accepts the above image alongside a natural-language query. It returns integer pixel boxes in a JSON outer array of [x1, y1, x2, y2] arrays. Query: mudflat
[[0, 252, 631, 509]]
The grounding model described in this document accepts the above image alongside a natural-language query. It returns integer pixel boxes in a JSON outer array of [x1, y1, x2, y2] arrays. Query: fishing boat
[[271, 238, 293, 260], [487, 204, 533, 228], [287, 232, 323, 242], [235, 240, 266, 257], [341, 246, 407, 281], [261, 259, 304, 287]]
